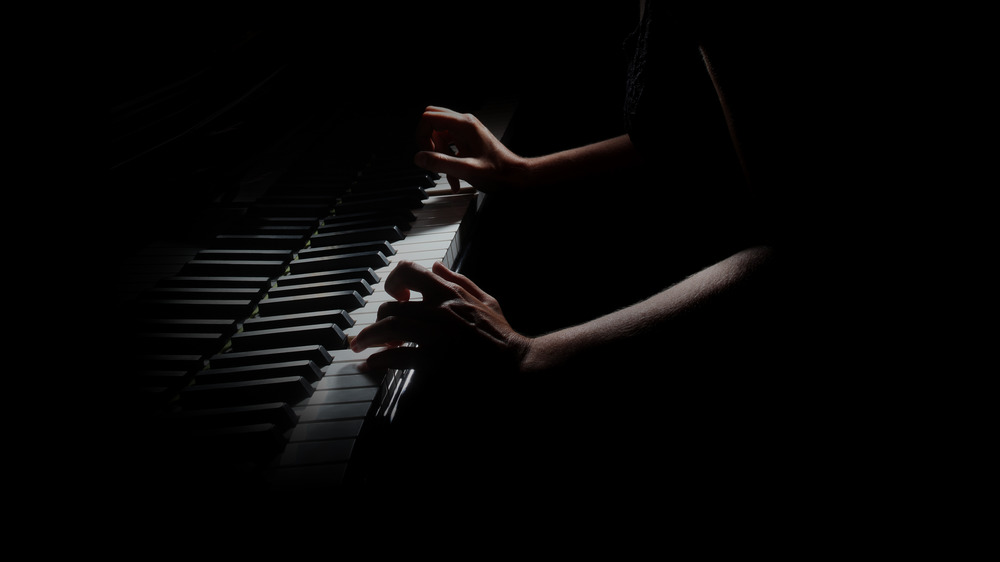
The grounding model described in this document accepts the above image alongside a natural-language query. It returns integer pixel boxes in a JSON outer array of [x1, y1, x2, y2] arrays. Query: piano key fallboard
[[120, 147, 482, 497]]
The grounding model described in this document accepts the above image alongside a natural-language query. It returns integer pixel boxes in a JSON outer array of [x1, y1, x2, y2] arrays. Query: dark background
[[92, 2, 990, 526], [107, 4, 639, 252]]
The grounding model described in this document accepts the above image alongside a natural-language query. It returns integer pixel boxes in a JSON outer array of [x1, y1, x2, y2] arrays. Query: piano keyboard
[[122, 151, 481, 495], [268, 182, 480, 492]]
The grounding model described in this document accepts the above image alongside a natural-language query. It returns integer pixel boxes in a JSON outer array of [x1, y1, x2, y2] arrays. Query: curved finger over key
[[351, 313, 429, 352], [383, 260, 459, 304]]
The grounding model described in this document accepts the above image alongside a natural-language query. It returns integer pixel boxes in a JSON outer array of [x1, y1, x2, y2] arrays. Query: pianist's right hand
[[413, 106, 530, 194]]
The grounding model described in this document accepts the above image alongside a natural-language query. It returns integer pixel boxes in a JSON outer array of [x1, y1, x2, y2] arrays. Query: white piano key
[[316, 373, 378, 391], [308, 387, 379, 406], [387, 239, 453, 254], [347, 311, 378, 327], [393, 231, 463, 245]]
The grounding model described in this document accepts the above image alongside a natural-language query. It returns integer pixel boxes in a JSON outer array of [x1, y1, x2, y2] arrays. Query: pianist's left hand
[[351, 260, 531, 373]]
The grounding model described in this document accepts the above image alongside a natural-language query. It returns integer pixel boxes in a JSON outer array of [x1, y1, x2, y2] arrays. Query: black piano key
[[138, 318, 238, 336], [136, 370, 195, 391], [180, 260, 289, 278], [266, 279, 372, 299], [248, 203, 333, 218], [157, 276, 273, 289], [135, 299, 257, 319], [134, 332, 229, 355], [141, 287, 265, 300], [316, 216, 411, 234], [242, 309, 354, 332], [209, 234, 307, 250], [194, 249, 294, 262], [276, 267, 379, 287], [341, 185, 427, 202], [196, 360, 324, 384], [309, 225, 404, 248], [229, 323, 347, 352], [333, 195, 423, 215], [180, 376, 314, 408], [258, 290, 366, 316], [319, 209, 416, 231], [250, 225, 317, 235], [289, 251, 389, 275], [136, 354, 208, 372], [208, 345, 333, 370], [237, 216, 320, 230], [171, 402, 299, 431], [297, 240, 395, 261]]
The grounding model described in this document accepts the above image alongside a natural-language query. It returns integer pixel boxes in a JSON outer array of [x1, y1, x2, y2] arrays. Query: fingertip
[[349, 334, 364, 352]]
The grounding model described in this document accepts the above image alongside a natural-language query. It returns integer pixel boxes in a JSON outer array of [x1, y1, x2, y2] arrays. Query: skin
[[351, 106, 777, 375]]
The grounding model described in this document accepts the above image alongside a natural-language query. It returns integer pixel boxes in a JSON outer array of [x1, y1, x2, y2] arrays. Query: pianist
[[349, 3, 806, 495], [352, 2, 787, 379]]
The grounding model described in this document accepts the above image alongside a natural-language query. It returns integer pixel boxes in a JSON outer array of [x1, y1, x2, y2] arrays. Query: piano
[[104, 4, 649, 504], [108, 23, 521, 499]]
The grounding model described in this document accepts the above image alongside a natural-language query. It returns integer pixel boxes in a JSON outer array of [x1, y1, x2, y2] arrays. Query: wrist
[[516, 333, 561, 375], [504, 154, 535, 191]]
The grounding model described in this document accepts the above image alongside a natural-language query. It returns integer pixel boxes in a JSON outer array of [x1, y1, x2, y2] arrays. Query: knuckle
[[376, 301, 395, 319], [459, 113, 479, 127], [443, 281, 467, 299]]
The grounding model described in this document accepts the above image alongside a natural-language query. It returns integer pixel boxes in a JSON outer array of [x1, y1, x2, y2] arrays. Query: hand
[[414, 106, 529, 193], [351, 260, 530, 373]]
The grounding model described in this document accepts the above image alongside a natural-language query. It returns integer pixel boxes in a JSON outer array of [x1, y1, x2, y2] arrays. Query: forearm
[[518, 134, 641, 189], [519, 245, 778, 374]]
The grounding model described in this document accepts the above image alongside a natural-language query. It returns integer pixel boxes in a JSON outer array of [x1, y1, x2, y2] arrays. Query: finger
[[383, 260, 454, 303], [415, 108, 460, 146], [375, 299, 438, 322], [424, 105, 458, 114], [431, 261, 488, 302], [414, 150, 474, 180], [416, 109, 475, 141], [431, 130, 455, 154], [352, 315, 429, 352], [448, 175, 461, 192]]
